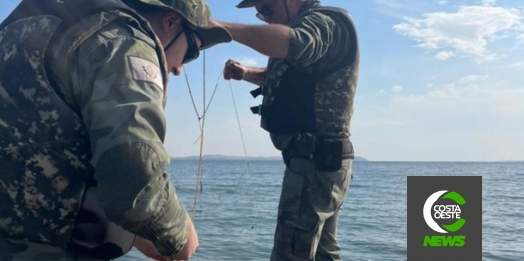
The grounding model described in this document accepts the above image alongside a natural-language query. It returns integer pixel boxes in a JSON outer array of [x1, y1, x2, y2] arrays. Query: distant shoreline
[[170, 156, 523, 163], [172, 155, 369, 161]]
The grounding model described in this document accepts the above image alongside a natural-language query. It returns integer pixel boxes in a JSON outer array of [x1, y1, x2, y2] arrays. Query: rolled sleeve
[[72, 26, 188, 256], [287, 13, 335, 67]]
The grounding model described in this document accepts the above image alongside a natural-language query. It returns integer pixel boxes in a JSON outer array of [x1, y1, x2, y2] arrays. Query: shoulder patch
[[128, 56, 164, 91]]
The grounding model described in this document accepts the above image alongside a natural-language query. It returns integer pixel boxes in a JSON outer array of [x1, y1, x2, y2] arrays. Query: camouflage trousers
[[270, 157, 353, 261], [0, 239, 107, 261]]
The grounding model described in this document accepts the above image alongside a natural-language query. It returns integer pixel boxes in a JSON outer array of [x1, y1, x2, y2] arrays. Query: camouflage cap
[[236, 0, 259, 8], [136, 0, 232, 50]]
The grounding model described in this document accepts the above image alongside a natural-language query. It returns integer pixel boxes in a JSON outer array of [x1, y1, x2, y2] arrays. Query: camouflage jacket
[[0, 0, 188, 258], [255, 5, 360, 150]]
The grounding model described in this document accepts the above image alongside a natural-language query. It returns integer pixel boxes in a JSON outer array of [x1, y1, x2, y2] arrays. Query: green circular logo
[[423, 190, 466, 233]]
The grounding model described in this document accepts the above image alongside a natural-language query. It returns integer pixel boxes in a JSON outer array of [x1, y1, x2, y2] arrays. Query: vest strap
[[250, 105, 272, 117], [250, 105, 260, 114], [250, 87, 262, 98]]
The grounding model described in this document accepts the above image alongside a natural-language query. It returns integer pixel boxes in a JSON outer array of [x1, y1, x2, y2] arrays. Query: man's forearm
[[96, 144, 189, 257], [127, 175, 190, 257], [219, 21, 291, 58], [244, 67, 267, 86]]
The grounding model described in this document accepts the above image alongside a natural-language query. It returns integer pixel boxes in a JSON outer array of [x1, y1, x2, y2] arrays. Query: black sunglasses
[[256, 4, 274, 21], [181, 24, 200, 64], [164, 23, 200, 64]]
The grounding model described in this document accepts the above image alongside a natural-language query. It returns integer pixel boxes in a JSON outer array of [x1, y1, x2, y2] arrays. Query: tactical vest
[[0, 0, 167, 259], [250, 6, 359, 136]]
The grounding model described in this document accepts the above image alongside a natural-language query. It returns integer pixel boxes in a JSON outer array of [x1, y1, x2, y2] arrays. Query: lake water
[[116, 160, 524, 261]]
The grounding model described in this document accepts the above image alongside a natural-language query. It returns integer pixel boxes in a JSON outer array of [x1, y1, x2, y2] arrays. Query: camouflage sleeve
[[71, 25, 188, 257], [286, 12, 336, 67]]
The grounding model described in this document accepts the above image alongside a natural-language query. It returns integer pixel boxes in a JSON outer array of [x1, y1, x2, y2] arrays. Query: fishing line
[[184, 60, 222, 123], [190, 73, 222, 145], [228, 80, 262, 229], [183, 51, 225, 257], [184, 52, 264, 258], [182, 52, 209, 231], [193, 50, 206, 234]]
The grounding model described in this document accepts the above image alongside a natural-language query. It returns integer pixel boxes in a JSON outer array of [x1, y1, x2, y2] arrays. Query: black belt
[[282, 133, 354, 171]]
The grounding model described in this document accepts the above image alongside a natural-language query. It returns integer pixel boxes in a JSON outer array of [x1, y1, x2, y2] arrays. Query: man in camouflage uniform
[[0, 0, 230, 260], [212, 0, 359, 260]]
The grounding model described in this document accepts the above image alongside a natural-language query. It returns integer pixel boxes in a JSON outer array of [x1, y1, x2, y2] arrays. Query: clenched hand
[[223, 59, 247, 81]]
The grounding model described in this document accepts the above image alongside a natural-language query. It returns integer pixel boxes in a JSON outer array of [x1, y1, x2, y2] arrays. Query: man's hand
[[134, 237, 170, 261], [174, 218, 199, 260], [133, 218, 199, 261], [223, 59, 247, 81]]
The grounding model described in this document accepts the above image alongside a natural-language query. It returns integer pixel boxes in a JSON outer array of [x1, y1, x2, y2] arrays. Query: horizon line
[[170, 155, 523, 163]]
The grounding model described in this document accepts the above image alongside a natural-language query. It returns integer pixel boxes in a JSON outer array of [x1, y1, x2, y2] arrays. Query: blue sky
[[1, 0, 523, 161]]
